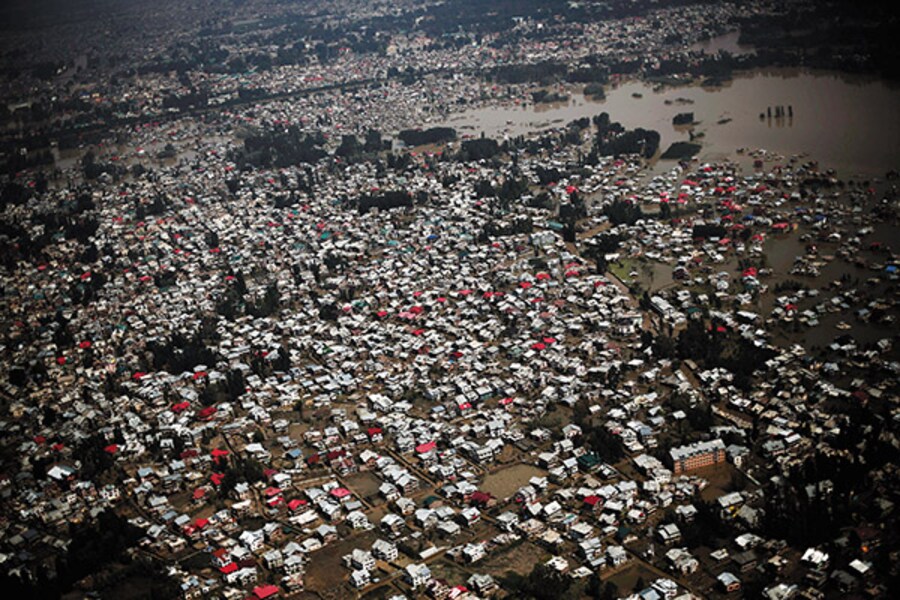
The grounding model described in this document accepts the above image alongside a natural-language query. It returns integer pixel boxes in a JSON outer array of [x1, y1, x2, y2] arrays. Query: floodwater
[[440, 69, 900, 177]]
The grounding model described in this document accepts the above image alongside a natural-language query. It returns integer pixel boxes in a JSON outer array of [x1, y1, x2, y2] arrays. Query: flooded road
[[440, 69, 900, 177]]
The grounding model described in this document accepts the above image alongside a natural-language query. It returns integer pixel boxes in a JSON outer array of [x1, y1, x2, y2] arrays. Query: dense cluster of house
[[0, 1, 898, 599]]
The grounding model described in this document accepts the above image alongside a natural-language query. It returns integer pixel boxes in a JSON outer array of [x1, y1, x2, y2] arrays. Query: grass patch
[[609, 259, 638, 282]]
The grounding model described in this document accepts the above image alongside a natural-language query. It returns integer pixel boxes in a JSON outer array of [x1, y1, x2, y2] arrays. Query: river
[[439, 69, 900, 178]]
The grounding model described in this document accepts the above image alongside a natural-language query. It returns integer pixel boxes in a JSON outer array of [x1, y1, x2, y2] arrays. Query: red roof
[[288, 499, 308, 511], [220, 562, 238, 574], [253, 584, 279, 599], [584, 495, 601, 506], [330, 487, 352, 498], [470, 491, 493, 504], [415, 441, 437, 454]]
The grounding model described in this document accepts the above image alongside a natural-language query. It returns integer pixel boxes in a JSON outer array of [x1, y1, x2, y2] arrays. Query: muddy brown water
[[441, 69, 900, 178]]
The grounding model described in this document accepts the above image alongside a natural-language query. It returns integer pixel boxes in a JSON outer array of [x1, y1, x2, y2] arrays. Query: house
[[252, 584, 280, 600], [657, 523, 681, 544], [800, 547, 829, 571], [300, 537, 323, 553], [405, 563, 433, 589], [665, 548, 699, 575], [607, 545, 628, 567], [496, 511, 519, 532], [372, 539, 398, 562], [717, 491, 745, 519], [263, 549, 284, 570], [674, 504, 697, 523], [346, 548, 375, 571], [469, 491, 495, 508], [231, 566, 258, 586], [239, 529, 265, 552], [462, 542, 486, 563], [396, 496, 416, 516], [381, 513, 405, 535], [650, 578, 679, 599], [283, 554, 304, 575], [282, 572, 304, 592], [467, 573, 497, 596], [732, 550, 758, 573], [515, 485, 538, 503], [545, 556, 570, 573], [717, 571, 741, 593], [562, 423, 582, 439], [762, 583, 798, 600], [415, 508, 438, 529], [210, 547, 231, 568], [438, 519, 461, 536], [459, 507, 481, 527], [577, 537, 606, 569], [379, 482, 400, 502], [349, 568, 370, 588], [315, 524, 338, 544], [347, 510, 372, 530], [830, 569, 859, 594]]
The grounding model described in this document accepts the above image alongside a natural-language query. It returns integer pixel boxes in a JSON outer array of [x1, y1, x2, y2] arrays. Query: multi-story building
[[669, 439, 726, 474]]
